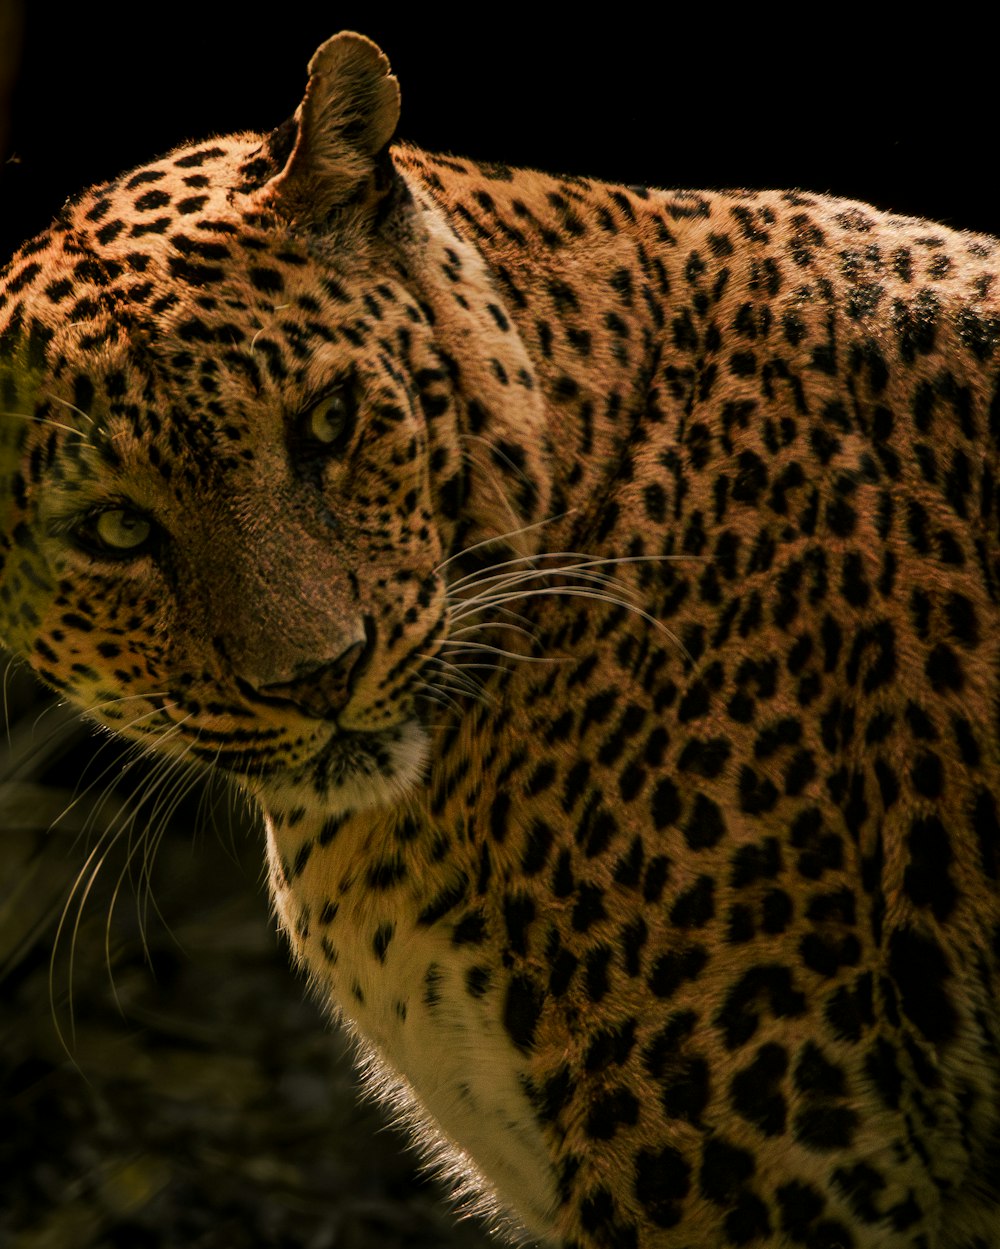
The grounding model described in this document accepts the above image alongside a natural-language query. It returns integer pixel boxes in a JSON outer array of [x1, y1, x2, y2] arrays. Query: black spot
[[534, 1065, 572, 1122], [249, 266, 285, 293], [903, 814, 956, 921], [464, 964, 486, 994], [572, 882, 608, 932], [925, 642, 964, 691], [174, 145, 226, 168], [642, 855, 671, 903], [824, 974, 874, 1043], [620, 918, 648, 977], [730, 1042, 787, 1135], [585, 1020, 637, 1072], [887, 926, 956, 1043], [521, 819, 554, 875], [761, 890, 793, 933], [585, 1086, 640, 1139], [723, 1192, 772, 1245], [291, 841, 313, 879], [715, 964, 807, 1049], [945, 591, 979, 646], [661, 1055, 710, 1124], [585, 944, 613, 1002], [669, 876, 716, 927], [490, 792, 511, 842], [422, 963, 442, 1009], [684, 793, 727, 849], [526, 760, 556, 796], [793, 1104, 858, 1151], [644, 482, 667, 521], [794, 1042, 845, 1097], [372, 922, 394, 963], [648, 944, 709, 999], [972, 788, 1000, 879], [579, 1185, 637, 1247], [613, 835, 645, 888], [134, 188, 170, 211], [503, 974, 544, 1052], [634, 1145, 691, 1228], [452, 910, 487, 945], [677, 736, 732, 777], [503, 892, 535, 955], [731, 838, 781, 888], [699, 1137, 755, 1205], [800, 930, 862, 978], [775, 1181, 826, 1240], [417, 877, 467, 925], [176, 195, 209, 214], [168, 255, 224, 286], [367, 856, 405, 889], [727, 904, 755, 943]]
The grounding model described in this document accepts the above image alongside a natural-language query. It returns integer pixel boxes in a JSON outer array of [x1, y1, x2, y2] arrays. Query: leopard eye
[[74, 507, 154, 558], [308, 392, 351, 444], [299, 385, 356, 458]]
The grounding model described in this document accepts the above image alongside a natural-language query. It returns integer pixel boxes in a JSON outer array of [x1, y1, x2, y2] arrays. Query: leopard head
[[0, 32, 550, 816]]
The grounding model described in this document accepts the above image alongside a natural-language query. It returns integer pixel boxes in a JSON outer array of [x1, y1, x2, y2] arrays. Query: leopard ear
[[259, 32, 400, 226]]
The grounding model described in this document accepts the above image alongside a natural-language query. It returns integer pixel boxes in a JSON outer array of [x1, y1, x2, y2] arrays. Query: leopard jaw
[[253, 719, 431, 819]]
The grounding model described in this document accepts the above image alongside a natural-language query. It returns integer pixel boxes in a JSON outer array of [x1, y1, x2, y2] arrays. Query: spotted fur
[[2, 31, 999, 1249]]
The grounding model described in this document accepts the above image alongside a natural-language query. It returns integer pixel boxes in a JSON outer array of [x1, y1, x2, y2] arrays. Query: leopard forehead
[[0, 136, 410, 408]]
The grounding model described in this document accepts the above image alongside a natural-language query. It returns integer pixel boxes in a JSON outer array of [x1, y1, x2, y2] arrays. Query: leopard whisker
[[418, 651, 492, 696], [2, 655, 19, 751], [445, 550, 702, 594], [451, 584, 687, 653], [0, 408, 85, 437], [457, 438, 532, 553], [50, 709, 191, 1052], [414, 682, 468, 718], [446, 620, 541, 646], [55, 700, 180, 848], [135, 743, 204, 962], [101, 721, 197, 1000], [52, 816, 132, 1054], [44, 392, 97, 428], [432, 509, 576, 576], [437, 638, 563, 666], [448, 557, 648, 603]]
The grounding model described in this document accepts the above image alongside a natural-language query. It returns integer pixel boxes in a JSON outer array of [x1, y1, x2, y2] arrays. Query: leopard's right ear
[[252, 32, 401, 230]]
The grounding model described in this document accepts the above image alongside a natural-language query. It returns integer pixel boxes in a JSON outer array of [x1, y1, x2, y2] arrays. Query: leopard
[[1, 29, 999, 1249]]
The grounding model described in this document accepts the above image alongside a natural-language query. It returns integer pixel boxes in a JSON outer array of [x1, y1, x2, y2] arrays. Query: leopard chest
[[263, 813, 558, 1241]]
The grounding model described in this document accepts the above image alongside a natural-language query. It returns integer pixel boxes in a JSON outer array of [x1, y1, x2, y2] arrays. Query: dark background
[[0, 7, 994, 1248], [2, 5, 996, 262]]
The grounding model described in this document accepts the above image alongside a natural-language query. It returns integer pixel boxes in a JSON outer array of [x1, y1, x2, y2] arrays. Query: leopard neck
[[394, 145, 691, 561]]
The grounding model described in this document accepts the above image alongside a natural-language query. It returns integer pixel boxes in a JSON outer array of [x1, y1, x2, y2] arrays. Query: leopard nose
[[256, 637, 369, 720]]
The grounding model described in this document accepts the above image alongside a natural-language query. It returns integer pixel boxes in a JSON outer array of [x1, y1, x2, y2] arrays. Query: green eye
[[300, 385, 356, 458], [97, 509, 151, 550], [308, 393, 351, 444], [75, 507, 154, 558]]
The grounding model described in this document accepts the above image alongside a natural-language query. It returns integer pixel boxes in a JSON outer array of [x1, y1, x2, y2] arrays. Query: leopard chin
[[257, 718, 430, 818]]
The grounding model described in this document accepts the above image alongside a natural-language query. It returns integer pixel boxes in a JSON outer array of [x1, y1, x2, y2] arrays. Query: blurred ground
[[0, 658, 494, 1249]]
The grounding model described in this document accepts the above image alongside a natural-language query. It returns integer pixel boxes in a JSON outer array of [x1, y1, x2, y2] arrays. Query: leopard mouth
[[309, 725, 406, 790], [254, 716, 431, 818]]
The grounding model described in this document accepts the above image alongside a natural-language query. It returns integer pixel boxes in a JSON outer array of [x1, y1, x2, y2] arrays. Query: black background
[[1, 5, 995, 262]]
